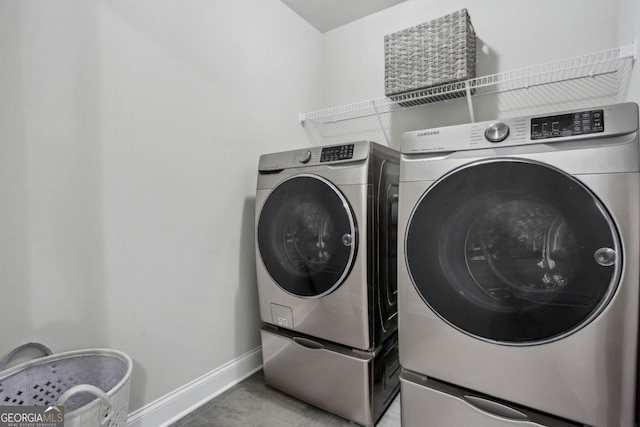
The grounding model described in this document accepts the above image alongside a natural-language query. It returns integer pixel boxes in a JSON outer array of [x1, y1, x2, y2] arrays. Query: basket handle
[[0, 342, 54, 371], [56, 384, 115, 426]]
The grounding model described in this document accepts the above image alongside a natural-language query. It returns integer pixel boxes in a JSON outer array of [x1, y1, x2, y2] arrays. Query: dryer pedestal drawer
[[260, 326, 399, 427], [400, 370, 580, 427]]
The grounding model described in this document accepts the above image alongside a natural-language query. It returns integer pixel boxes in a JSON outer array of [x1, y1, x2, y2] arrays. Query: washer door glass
[[258, 174, 357, 298], [406, 159, 621, 344]]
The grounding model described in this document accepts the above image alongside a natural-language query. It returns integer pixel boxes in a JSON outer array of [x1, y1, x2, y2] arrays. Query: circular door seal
[[405, 158, 622, 345], [258, 174, 358, 298]]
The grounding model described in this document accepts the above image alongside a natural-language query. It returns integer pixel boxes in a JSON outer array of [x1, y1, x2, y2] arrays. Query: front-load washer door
[[258, 174, 357, 298], [405, 158, 621, 345]]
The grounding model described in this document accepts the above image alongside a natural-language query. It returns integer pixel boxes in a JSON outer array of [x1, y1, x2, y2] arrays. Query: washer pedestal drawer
[[261, 325, 399, 427], [400, 370, 581, 427]]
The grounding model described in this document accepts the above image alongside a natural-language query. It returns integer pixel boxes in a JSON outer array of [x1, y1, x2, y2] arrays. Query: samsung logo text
[[417, 130, 440, 137]]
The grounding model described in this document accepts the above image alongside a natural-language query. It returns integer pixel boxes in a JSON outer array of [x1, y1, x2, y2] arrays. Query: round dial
[[298, 150, 312, 163], [484, 122, 510, 143]]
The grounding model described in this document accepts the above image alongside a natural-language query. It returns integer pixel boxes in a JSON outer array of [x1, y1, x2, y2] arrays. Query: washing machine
[[255, 140, 401, 426], [256, 140, 399, 351], [397, 102, 639, 426]]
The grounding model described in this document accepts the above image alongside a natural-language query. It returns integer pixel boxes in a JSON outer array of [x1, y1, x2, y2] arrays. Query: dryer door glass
[[258, 174, 357, 298], [405, 159, 621, 344]]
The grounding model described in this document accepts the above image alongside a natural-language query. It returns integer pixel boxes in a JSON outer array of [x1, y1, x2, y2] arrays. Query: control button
[[484, 122, 510, 143], [298, 150, 312, 164]]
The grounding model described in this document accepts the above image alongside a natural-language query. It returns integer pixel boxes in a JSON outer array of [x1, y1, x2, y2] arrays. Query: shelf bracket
[[371, 101, 391, 146], [620, 41, 637, 59], [464, 81, 475, 123]]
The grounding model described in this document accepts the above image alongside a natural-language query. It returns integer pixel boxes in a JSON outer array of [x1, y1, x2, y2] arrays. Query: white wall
[[0, 0, 321, 413], [320, 0, 627, 149], [619, 0, 640, 105]]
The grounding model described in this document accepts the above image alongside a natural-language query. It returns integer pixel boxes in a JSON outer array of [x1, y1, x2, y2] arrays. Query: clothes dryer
[[256, 140, 399, 351], [398, 103, 639, 426]]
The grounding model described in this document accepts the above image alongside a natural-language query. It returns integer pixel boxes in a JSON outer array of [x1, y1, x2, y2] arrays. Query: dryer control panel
[[258, 140, 371, 172]]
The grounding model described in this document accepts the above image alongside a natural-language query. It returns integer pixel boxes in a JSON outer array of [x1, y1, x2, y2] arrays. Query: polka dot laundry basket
[[0, 343, 132, 427]]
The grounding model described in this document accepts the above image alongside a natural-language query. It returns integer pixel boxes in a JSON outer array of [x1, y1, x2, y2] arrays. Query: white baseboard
[[127, 347, 263, 427]]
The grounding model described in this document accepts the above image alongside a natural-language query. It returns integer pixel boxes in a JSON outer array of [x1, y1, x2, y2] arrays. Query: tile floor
[[169, 370, 400, 427]]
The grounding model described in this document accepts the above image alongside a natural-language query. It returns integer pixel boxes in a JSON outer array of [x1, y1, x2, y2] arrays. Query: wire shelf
[[300, 43, 636, 146]]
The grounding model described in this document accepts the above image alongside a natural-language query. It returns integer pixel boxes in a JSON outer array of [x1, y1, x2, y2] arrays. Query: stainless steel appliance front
[[256, 140, 399, 351], [398, 103, 640, 426], [261, 325, 400, 427]]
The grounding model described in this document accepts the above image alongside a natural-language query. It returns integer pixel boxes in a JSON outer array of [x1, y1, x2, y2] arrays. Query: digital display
[[320, 144, 355, 162], [531, 109, 604, 140]]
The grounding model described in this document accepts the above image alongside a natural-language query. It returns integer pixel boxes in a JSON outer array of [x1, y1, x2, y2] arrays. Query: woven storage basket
[[384, 8, 476, 98], [0, 343, 132, 427]]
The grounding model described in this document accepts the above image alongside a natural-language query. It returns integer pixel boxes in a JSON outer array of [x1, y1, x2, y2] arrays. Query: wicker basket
[[0, 343, 132, 427], [384, 8, 476, 98]]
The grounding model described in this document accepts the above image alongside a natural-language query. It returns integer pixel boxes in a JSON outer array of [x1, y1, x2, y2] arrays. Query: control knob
[[298, 150, 312, 164], [484, 122, 510, 143]]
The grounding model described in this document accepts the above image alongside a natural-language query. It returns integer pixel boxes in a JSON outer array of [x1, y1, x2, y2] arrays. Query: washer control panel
[[531, 109, 604, 140], [401, 103, 638, 154], [320, 144, 355, 162]]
